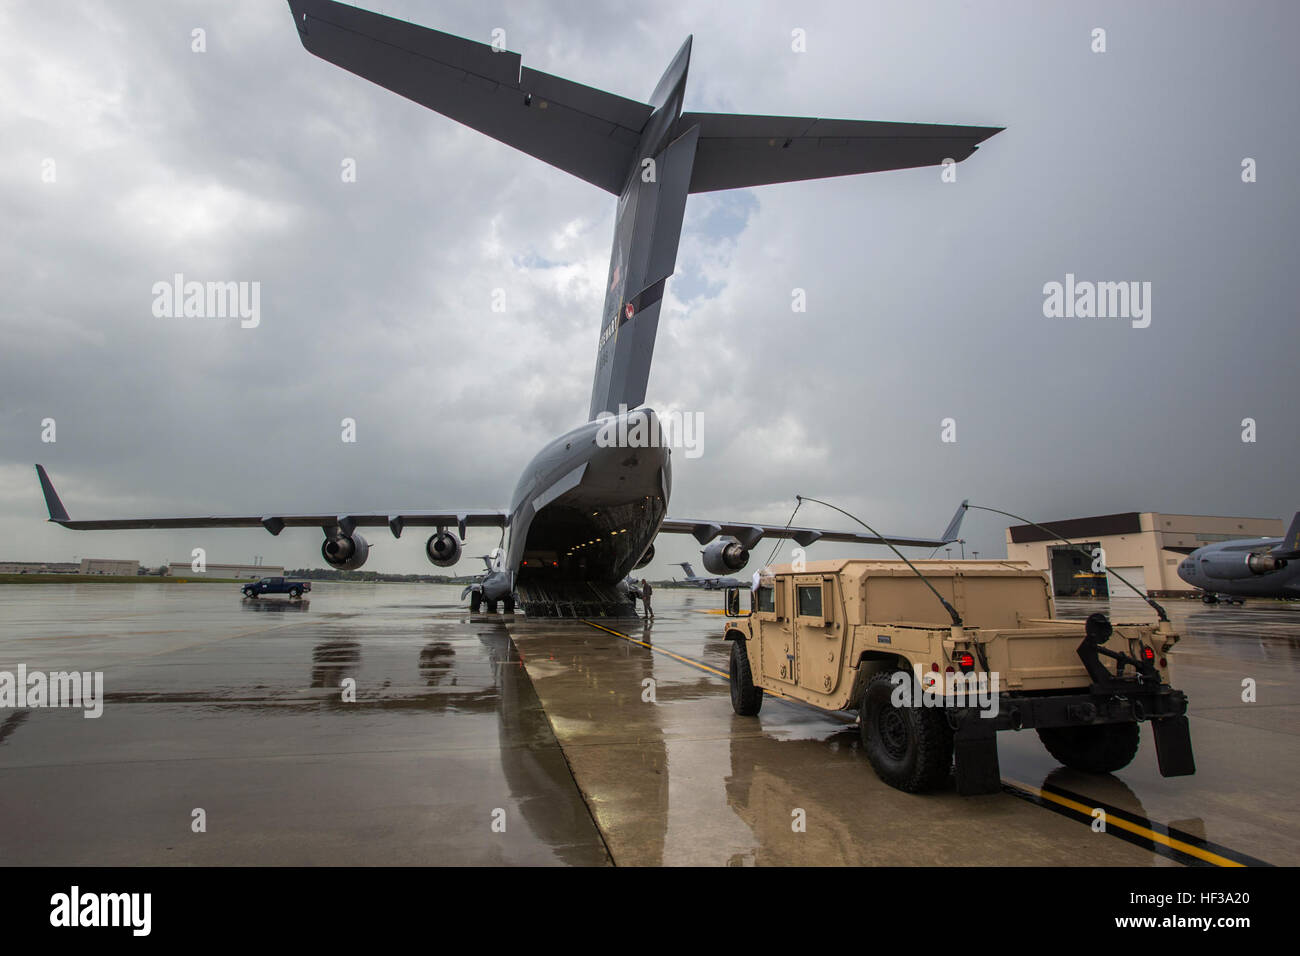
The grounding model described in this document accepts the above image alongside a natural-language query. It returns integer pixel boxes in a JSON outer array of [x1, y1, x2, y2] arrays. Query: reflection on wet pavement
[[0, 583, 608, 865], [0, 583, 1295, 865]]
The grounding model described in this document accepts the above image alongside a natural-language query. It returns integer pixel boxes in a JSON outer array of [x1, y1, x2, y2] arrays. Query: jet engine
[[322, 532, 369, 571], [425, 531, 462, 568], [634, 543, 655, 569], [1202, 551, 1287, 580], [702, 538, 748, 575]]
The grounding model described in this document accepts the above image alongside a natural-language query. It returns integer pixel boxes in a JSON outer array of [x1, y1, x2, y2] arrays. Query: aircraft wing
[[286, 0, 652, 195], [35, 466, 505, 538], [658, 500, 968, 550], [681, 113, 1003, 193]]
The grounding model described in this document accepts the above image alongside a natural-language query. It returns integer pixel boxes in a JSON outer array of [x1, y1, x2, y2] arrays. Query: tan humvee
[[723, 559, 1194, 794]]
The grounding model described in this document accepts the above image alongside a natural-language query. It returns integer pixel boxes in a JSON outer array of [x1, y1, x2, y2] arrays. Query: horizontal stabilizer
[[681, 112, 1002, 192], [288, 0, 652, 194]]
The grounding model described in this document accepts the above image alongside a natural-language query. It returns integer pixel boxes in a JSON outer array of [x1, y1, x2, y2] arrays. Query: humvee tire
[[470, 592, 482, 613], [860, 670, 954, 793], [729, 640, 764, 716], [1036, 722, 1140, 774], [503, 595, 515, 614]]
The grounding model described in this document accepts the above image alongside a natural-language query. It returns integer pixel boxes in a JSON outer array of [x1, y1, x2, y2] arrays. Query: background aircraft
[[34, 0, 994, 616], [674, 562, 741, 590], [1175, 512, 1300, 603]]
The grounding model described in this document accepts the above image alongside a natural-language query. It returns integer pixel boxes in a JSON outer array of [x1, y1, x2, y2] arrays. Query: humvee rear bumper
[[950, 682, 1193, 796]]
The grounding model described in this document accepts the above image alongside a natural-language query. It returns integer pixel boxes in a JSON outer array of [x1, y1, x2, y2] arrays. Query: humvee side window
[[754, 586, 774, 613], [796, 584, 822, 617]]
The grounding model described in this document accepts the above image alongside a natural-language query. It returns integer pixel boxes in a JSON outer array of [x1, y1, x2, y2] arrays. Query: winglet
[[35, 465, 70, 523], [940, 499, 968, 543]]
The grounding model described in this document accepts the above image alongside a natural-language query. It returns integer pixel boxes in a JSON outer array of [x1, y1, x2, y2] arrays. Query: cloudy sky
[[2, 0, 1297, 575]]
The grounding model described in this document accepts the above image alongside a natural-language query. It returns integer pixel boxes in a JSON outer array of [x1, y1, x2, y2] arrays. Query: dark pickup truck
[[241, 577, 311, 599]]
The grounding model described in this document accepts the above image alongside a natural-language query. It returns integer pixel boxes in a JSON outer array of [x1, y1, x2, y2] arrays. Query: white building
[[1005, 511, 1284, 597]]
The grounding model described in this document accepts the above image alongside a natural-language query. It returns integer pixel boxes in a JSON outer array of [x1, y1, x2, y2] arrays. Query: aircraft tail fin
[[675, 561, 697, 578], [35, 465, 70, 523], [940, 500, 969, 544], [1276, 512, 1300, 558]]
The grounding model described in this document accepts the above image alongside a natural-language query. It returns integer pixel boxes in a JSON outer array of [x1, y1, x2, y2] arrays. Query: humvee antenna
[[796, 495, 963, 627], [762, 498, 804, 571], [964, 503, 1168, 623]]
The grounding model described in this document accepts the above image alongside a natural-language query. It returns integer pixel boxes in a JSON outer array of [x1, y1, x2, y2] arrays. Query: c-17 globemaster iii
[[35, 0, 999, 617], [675, 562, 743, 591], [1175, 512, 1300, 604]]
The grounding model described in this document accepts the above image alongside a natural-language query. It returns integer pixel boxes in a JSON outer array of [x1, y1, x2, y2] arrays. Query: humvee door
[[792, 574, 847, 696]]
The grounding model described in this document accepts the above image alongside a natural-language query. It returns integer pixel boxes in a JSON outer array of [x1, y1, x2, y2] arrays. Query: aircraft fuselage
[[504, 408, 670, 597]]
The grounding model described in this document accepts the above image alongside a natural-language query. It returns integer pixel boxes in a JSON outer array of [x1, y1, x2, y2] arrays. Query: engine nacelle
[[1202, 551, 1287, 580], [425, 531, 462, 568], [322, 532, 369, 571], [703, 538, 748, 575], [634, 543, 655, 569]]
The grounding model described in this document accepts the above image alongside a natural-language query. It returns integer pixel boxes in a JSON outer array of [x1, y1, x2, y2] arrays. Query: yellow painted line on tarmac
[[1001, 777, 1245, 867], [581, 619, 730, 679], [580, 620, 798, 702]]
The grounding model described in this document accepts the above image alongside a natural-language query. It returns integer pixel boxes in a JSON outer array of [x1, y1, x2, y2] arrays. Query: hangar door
[[1106, 566, 1146, 598], [1048, 543, 1104, 596]]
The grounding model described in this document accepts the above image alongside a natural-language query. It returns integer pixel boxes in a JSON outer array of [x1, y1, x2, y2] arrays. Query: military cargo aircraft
[[35, 0, 998, 616], [1175, 513, 1300, 603], [674, 562, 742, 591]]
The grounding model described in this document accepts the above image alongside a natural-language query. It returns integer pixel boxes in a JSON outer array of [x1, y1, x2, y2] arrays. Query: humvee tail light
[[954, 652, 976, 672], [1141, 647, 1155, 662]]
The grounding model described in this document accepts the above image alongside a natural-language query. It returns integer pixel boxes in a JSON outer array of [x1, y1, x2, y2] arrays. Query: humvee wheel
[[486, 599, 498, 613], [860, 670, 953, 793], [470, 592, 482, 613], [503, 596, 515, 614], [729, 640, 764, 716], [1036, 722, 1140, 774]]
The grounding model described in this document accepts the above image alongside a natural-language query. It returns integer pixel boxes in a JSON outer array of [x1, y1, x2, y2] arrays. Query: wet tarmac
[[0, 583, 1295, 866]]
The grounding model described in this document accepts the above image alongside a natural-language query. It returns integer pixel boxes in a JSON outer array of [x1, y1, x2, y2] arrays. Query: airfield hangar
[[1004, 512, 1284, 597]]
